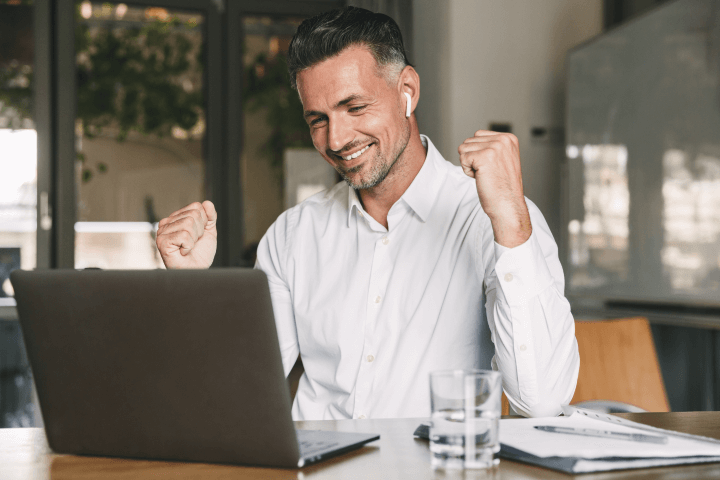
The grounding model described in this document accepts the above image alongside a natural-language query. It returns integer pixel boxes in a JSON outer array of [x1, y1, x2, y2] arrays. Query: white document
[[500, 408, 720, 460]]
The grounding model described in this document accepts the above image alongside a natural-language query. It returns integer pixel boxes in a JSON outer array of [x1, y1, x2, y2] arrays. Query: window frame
[[0, 0, 344, 319]]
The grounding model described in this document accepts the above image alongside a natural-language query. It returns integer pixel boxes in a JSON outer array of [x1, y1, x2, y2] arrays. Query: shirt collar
[[346, 135, 447, 226], [347, 183, 363, 226], [400, 135, 445, 223]]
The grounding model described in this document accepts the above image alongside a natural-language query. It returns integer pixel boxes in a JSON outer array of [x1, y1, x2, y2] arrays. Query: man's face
[[297, 46, 410, 190]]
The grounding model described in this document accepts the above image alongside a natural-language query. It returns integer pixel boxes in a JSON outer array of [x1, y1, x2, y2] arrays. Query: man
[[156, 7, 579, 420]]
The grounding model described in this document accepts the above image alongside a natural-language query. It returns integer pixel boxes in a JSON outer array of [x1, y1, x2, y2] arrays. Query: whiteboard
[[565, 0, 720, 307]]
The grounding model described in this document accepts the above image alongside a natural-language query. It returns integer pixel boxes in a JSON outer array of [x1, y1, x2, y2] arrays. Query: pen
[[534, 425, 669, 444]]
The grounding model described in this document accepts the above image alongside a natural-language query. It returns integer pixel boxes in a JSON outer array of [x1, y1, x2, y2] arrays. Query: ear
[[397, 65, 420, 118]]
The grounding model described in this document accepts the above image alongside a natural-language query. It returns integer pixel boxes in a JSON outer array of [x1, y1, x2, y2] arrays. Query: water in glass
[[429, 370, 501, 469]]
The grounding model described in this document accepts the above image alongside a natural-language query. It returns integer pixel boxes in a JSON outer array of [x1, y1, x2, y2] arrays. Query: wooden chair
[[501, 317, 670, 415]]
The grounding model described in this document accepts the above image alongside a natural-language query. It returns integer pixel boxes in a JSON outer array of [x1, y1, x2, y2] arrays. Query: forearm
[[480, 200, 579, 417], [487, 286, 579, 417]]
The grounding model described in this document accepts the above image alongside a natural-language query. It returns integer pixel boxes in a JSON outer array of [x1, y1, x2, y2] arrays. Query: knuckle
[[176, 230, 193, 243], [181, 217, 196, 230]]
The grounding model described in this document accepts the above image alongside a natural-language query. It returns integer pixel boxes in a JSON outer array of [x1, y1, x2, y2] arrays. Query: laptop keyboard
[[296, 430, 340, 457]]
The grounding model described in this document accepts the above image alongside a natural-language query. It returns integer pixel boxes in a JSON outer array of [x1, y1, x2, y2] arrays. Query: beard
[[336, 148, 394, 190], [334, 123, 411, 190]]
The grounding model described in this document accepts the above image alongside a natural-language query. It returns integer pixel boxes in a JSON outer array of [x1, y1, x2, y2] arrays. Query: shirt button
[[367, 354, 375, 363], [382, 237, 389, 245], [374, 295, 382, 303], [519, 344, 527, 352], [504, 273, 514, 282], [358, 415, 366, 419]]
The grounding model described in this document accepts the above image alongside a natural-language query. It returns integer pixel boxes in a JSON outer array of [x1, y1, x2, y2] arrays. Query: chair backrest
[[501, 317, 670, 415], [572, 317, 669, 412]]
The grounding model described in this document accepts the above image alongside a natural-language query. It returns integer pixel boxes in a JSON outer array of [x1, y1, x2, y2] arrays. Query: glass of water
[[429, 369, 502, 469]]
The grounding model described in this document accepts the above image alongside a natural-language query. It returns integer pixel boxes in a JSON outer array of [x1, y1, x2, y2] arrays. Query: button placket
[[356, 233, 391, 418], [368, 235, 391, 311]]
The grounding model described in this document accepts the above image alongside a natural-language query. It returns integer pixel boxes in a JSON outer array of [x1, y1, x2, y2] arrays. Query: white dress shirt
[[255, 135, 579, 420]]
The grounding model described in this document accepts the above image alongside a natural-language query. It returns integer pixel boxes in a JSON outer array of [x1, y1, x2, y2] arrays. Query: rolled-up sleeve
[[479, 198, 579, 417], [254, 210, 300, 377]]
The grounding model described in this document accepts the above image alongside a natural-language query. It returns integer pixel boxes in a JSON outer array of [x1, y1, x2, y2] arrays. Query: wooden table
[[4, 413, 720, 479]]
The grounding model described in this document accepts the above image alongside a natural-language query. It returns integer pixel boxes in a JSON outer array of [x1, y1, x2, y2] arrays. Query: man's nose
[[327, 115, 355, 153]]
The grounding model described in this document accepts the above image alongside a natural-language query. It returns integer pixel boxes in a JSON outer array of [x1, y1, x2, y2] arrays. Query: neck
[[357, 119, 426, 229]]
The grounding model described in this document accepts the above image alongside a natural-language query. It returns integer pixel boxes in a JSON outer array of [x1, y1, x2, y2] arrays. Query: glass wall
[[241, 16, 307, 258], [0, 0, 36, 428], [0, 1, 36, 303], [73, 1, 206, 269]]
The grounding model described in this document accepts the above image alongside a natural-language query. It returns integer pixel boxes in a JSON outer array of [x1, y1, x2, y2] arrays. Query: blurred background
[[5, 0, 720, 426]]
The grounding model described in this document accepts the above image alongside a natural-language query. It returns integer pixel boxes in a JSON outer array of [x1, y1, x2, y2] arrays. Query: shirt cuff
[[493, 231, 554, 306]]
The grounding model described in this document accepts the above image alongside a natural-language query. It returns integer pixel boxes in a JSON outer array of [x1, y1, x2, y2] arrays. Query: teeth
[[342, 144, 370, 161]]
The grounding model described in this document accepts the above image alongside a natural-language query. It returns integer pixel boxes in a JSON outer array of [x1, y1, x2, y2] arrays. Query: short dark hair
[[287, 6, 411, 90]]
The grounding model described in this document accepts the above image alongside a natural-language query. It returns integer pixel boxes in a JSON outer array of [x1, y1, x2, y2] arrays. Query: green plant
[[243, 51, 313, 175], [1, 5, 205, 183], [0, 63, 32, 129], [71, 7, 204, 182], [1, 6, 313, 184], [75, 10, 203, 141]]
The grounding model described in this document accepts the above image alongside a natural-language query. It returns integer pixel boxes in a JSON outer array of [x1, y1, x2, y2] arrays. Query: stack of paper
[[498, 407, 720, 473]]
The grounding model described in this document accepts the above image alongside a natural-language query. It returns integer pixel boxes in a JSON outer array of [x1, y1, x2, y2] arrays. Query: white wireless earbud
[[404, 92, 412, 118]]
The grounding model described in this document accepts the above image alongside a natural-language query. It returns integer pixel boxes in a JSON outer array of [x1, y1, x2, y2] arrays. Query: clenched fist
[[458, 130, 532, 248], [156, 201, 217, 269]]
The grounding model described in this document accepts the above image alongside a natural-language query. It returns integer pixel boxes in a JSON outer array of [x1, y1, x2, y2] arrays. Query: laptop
[[10, 268, 379, 468]]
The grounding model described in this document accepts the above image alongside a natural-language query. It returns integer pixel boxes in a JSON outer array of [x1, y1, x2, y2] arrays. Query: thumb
[[202, 200, 218, 231]]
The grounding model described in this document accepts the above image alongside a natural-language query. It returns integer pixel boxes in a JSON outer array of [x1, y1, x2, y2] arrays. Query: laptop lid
[[11, 268, 304, 467]]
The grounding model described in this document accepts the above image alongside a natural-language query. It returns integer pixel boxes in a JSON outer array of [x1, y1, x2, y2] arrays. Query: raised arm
[[459, 130, 578, 416]]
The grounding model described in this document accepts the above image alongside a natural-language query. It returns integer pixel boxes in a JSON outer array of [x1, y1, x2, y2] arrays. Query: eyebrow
[[303, 94, 365, 119]]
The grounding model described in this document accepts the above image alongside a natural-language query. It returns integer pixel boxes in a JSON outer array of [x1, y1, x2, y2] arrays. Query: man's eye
[[311, 118, 327, 127], [349, 106, 366, 113]]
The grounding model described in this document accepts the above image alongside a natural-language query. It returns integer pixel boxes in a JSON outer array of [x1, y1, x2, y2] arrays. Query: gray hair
[[287, 6, 411, 90]]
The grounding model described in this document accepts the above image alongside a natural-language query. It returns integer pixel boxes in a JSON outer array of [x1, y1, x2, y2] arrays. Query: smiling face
[[296, 45, 411, 190]]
